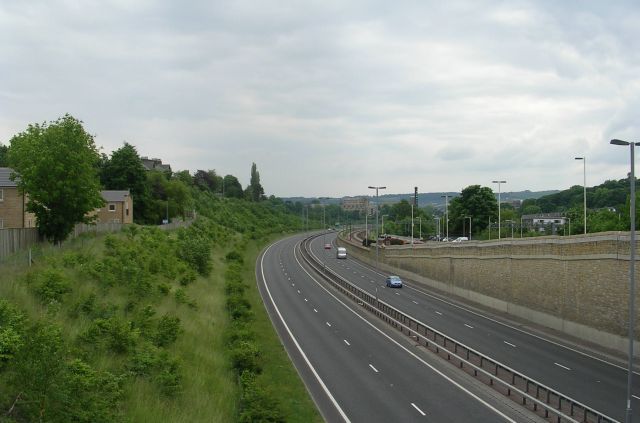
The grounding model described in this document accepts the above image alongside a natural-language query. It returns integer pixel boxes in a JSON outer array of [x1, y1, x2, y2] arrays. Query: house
[[0, 167, 133, 227], [0, 167, 36, 229], [521, 212, 567, 232], [140, 156, 171, 173], [94, 190, 133, 224]]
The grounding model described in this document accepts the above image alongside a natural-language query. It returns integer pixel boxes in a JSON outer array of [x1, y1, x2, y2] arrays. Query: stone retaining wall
[[337, 231, 640, 355]]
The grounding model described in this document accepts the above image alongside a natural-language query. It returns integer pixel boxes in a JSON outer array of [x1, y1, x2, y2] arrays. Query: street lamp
[[435, 217, 441, 240], [492, 180, 507, 239], [464, 216, 472, 240], [368, 186, 386, 269], [418, 217, 422, 240], [520, 216, 523, 238], [441, 194, 450, 240], [610, 138, 640, 423], [409, 198, 414, 247], [575, 157, 587, 235]]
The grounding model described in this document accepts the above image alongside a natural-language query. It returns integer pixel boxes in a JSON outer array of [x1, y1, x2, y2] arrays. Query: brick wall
[[338, 231, 640, 354]]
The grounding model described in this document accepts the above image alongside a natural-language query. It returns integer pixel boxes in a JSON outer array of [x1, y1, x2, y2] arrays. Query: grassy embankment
[[0, 197, 322, 422]]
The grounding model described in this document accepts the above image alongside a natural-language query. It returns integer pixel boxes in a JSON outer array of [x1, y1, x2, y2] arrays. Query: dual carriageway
[[256, 231, 636, 422]]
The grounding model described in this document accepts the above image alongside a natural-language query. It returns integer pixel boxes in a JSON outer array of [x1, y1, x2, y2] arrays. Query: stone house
[[93, 190, 133, 224], [0, 167, 36, 229]]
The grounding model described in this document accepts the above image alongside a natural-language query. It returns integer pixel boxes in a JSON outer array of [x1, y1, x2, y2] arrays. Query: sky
[[2, 1, 640, 198]]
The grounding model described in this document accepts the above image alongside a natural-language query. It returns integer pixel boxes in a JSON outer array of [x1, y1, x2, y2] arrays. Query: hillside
[[0, 194, 320, 423]]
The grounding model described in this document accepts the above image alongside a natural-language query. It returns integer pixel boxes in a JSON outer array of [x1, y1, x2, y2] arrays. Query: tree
[[247, 162, 264, 202], [193, 169, 220, 192], [223, 175, 244, 198], [100, 142, 152, 224], [8, 114, 104, 243], [448, 185, 497, 236], [0, 143, 8, 166]]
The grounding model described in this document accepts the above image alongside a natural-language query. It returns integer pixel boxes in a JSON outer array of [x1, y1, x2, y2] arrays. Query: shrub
[[0, 300, 26, 367], [82, 317, 138, 354], [229, 341, 261, 374], [226, 294, 253, 321], [178, 268, 197, 286], [154, 351, 182, 397], [33, 269, 72, 303], [225, 250, 243, 264], [238, 371, 284, 423], [158, 282, 171, 295], [153, 314, 182, 347]]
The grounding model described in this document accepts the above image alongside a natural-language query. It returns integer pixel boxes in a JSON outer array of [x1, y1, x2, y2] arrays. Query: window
[[109, 204, 116, 212], [0, 189, 3, 202]]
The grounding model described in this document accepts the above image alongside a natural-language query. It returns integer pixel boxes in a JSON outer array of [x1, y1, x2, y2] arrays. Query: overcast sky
[[2, 1, 640, 198]]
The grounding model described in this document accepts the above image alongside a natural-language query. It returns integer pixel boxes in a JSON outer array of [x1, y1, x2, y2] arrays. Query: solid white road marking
[[412, 300, 419, 304], [313, 308, 318, 313], [435, 311, 443, 315], [326, 322, 332, 327], [633, 395, 640, 400], [554, 362, 571, 371], [369, 364, 379, 373], [504, 341, 517, 348], [411, 403, 426, 416], [464, 324, 474, 329], [344, 339, 351, 346]]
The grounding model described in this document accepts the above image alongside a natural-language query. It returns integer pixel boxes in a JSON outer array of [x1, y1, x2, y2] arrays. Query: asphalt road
[[257, 233, 539, 423], [312, 231, 637, 421]]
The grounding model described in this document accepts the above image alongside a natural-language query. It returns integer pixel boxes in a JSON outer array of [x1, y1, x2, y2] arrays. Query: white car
[[452, 237, 468, 243]]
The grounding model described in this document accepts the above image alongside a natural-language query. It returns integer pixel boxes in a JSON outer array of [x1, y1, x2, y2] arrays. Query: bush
[[153, 314, 182, 347], [238, 371, 284, 423], [0, 300, 26, 367], [229, 341, 261, 374], [82, 317, 139, 354], [225, 250, 244, 264], [33, 269, 72, 303], [226, 294, 253, 321]]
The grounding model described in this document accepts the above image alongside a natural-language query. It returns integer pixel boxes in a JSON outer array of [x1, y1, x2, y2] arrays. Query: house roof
[[101, 190, 130, 202], [521, 212, 565, 219], [0, 167, 18, 187]]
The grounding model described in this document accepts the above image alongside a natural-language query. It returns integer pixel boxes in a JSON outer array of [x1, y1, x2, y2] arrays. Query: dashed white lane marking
[[370, 280, 375, 283], [304, 298, 308, 302], [411, 403, 426, 416], [313, 308, 318, 313], [326, 322, 332, 327], [369, 364, 379, 373], [412, 300, 419, 304], [288, 277, 291, 280], [504, 341, 517, 348], [554, 362, 571, 371], [464, 324, 474, 329], [395, 292, 400, 296], [435, 311, 443, 315], [361, 275, 365, 278], [297, 290, 300, 294], [344, 339, 351, 346]]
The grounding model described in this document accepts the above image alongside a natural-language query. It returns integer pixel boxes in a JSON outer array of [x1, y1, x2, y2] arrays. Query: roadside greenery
[[0, 196, 321, 422]]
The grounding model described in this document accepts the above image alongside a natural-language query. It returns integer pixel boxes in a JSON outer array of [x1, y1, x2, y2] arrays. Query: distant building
[[141, 156, 171, 173], [341, 197, 375, 215], [521, 212, 567, 232], [93, 190, 133, 224], [0, 167, 36, 229]]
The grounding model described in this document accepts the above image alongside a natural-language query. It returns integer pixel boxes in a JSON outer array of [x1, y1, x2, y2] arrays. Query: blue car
[[385, 275, 403, 288]]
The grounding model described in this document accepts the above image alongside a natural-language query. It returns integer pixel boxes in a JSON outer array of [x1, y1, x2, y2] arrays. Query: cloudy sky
[[2, 1, 640, 197]]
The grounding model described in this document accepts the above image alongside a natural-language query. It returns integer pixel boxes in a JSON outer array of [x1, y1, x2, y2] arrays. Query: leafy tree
[[100, 142, 153, 224], [166, 178, 192, 219], [448, 185, 497, 235], [193, 169, 220, 192], [223, 175, 244, 198], [0, 143, 8, 166], [8, 114, 105, 243], [247, 163, 264, 202]]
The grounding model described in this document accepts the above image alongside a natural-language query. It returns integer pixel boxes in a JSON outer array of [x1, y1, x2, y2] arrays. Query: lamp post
[[520, 216, 523, 238], [418, 217, 422, 240], [492, 180, 507, 239], [435, 217, 441, 240], [410, 199, 414, 247], [610, 138, 640, 423], [575, 157, 587, 235], [465, 216, 472, 240], [441, 194, 450, 240], [488, 217, 491, 240], [505, 219, 514, 238], [368, 186, 386, 269]]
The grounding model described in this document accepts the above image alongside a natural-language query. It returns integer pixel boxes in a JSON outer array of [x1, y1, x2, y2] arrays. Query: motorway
[[307, 231, 638, 422], [257, 233, 543, 422]]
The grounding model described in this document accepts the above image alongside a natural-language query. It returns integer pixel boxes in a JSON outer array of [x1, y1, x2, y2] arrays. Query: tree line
[[1, 114, 266, 243]]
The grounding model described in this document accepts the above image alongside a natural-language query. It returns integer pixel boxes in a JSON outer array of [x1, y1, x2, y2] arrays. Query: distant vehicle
[[452, 237, 468, 243], [336, 247, 347, 259], [324, 243, 332, 249], [385, 275, 403, 288]]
